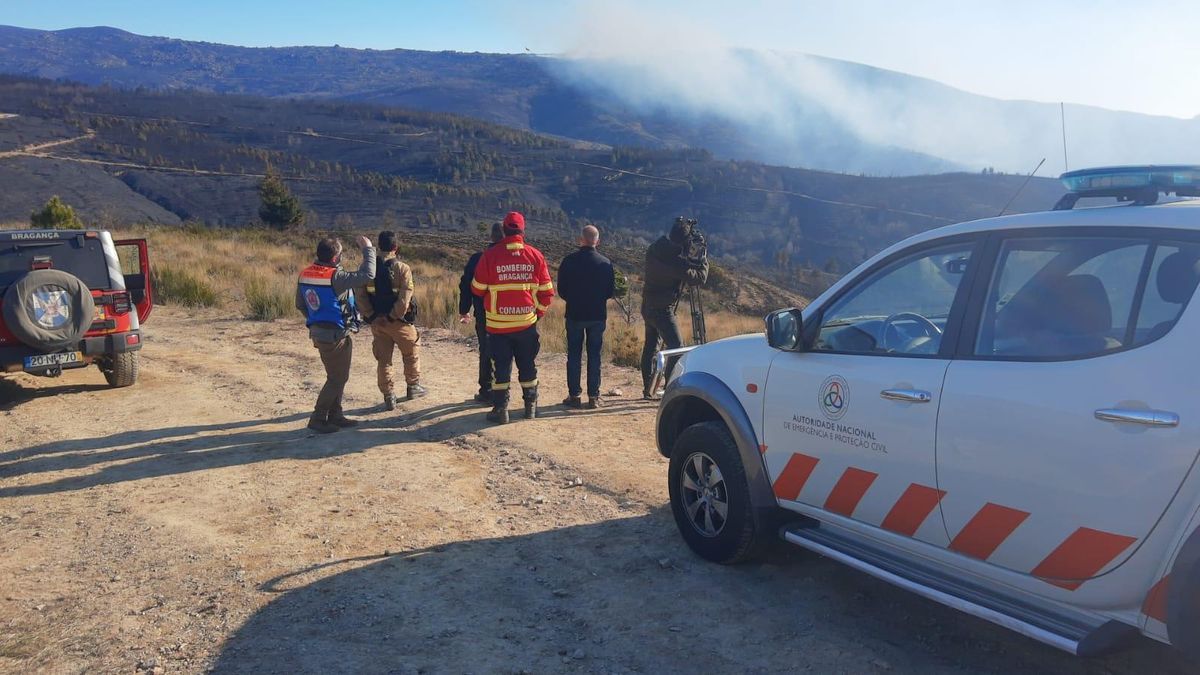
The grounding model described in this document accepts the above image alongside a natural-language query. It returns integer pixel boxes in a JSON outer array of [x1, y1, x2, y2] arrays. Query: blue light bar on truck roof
[[1053, 165, 1200, 210]]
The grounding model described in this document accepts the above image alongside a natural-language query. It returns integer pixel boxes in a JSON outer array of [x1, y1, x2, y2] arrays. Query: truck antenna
[[1060, 102, 1070, 173], [998, 157, 1046, 216]]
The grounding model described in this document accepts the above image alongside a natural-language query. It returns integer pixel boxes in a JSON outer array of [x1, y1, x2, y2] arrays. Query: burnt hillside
[[0, 77, 1065, 293]]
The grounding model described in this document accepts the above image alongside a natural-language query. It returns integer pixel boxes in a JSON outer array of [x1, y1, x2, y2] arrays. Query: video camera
[[675, 216, 706, 263]]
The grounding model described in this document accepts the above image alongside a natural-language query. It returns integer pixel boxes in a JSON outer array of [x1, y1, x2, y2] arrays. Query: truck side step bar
[[781, 524, 1136, 656]]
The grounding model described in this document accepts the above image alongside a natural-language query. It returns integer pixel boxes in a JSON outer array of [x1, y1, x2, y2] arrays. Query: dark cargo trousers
[[314, 336, 353, 415], [475, 319, 494, 395], [640, 306, 683, 395], [490, 323, 540, 402]]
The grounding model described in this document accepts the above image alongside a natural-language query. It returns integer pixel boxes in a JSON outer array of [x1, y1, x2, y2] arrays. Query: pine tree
[[30, 196, 82, 229], [258, 166, 304, 230]]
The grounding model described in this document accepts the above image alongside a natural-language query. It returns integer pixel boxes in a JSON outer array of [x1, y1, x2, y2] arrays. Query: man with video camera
[[640, 217, 708, 399]]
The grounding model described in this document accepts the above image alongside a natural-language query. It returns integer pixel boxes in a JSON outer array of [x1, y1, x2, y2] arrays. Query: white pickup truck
[[654, 166, 1200, 659]]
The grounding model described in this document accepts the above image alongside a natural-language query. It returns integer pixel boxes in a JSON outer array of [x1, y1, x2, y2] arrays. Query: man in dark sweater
[[458, 223, 504, 404], [557, 225, 615, 409]]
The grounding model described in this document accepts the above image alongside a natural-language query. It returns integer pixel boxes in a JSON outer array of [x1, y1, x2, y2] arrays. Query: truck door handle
[[880, 389, 932, 403], [1094, 409, 1180, 428]]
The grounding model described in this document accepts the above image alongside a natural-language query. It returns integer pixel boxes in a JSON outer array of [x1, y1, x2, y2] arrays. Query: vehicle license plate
[[24, 351, 82, 370]]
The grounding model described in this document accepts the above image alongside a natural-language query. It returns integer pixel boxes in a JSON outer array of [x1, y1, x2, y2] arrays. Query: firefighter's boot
[[523, 386, 538, 420], [487, 390, 510, 425]]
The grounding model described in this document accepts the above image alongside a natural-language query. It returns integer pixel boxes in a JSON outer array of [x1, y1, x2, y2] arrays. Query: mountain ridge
[[5, 24, 1194, 176]]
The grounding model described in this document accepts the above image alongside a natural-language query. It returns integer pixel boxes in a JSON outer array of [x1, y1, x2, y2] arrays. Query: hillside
[[2, 25, 1197, 175], [0, 77, 1066, 290]]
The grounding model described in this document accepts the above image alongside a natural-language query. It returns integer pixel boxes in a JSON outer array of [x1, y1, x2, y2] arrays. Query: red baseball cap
[[502, 211, 525, 231]]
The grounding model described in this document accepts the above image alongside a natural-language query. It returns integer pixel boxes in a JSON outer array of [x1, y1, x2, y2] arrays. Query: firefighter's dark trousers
[[490, 323, 540, 402]]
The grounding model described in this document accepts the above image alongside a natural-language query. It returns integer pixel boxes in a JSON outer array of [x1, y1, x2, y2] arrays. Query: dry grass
[[3, 222, 766, 362]]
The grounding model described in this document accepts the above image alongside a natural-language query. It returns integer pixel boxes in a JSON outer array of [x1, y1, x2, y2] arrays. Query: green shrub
[[30, 196, 82, 229], [151, 265, 219, 308], [245, 275, 293, 321]]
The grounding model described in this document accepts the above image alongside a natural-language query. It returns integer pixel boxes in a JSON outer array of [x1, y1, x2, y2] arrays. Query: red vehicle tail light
[[126, 333, 140, 346], [107, 291, 132, 315]]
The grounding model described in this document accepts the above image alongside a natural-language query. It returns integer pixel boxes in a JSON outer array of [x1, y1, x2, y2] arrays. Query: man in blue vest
[[296, 234, 376, 434]]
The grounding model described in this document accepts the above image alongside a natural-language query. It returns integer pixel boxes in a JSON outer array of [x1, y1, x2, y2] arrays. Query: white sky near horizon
[[3, 0, 1199, 119]]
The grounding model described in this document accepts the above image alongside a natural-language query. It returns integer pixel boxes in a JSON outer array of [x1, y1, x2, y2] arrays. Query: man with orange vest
[[471, 211, 554, 424], [296, 234, 376, 434]]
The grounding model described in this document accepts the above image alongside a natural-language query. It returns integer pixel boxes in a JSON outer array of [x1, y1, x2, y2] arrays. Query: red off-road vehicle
[[0, 229, 152, 387]]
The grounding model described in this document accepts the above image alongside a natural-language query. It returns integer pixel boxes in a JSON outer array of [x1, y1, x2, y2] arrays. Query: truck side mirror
[[765, 308, 805, 351]]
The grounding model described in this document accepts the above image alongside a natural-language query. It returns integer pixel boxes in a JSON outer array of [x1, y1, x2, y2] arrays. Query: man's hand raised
[[355, 234, 372, 249]]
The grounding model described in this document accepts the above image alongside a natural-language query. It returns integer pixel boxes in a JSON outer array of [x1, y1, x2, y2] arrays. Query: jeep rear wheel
[[668, 421, 768, 564], [100, 352, 139, 388]]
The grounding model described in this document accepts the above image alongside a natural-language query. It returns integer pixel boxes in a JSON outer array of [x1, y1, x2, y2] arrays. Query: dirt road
[[0, 131, 94, 160], [0, 309, 1192, 673]]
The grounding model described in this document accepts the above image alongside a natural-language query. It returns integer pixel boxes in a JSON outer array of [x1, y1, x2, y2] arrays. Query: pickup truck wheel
[[669, 421, 766, 564], [101, 352, 139, 388]]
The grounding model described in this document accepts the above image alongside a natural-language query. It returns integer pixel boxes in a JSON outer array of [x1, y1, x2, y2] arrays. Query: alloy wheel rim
[[680, 451, 729, 537]]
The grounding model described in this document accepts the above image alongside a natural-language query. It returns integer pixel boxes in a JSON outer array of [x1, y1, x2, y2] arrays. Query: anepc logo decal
[[819, 375, 849, 421]]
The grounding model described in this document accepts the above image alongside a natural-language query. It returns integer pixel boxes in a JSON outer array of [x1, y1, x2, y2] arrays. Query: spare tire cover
[[2, 269, 96, 352]]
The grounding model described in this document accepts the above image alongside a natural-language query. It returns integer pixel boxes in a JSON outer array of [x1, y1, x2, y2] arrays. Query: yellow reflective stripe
[[537, 282, 554, 292], [298, 276, 333, 286], [490, 283, 535, 292], [534, 302, 548, 312], [365, 284, 376, 292], [486, 312, 537, 323], [486, 316, 537, 328], [520, 379, 539, 388], [505, 242, 525, 250], [471, 279, 488, 291], [492, 382, 511, 391]]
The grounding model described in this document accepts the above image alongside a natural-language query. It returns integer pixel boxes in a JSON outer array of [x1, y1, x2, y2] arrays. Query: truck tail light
[[106, 291, 132, 315], [126, 333, 140, 346]]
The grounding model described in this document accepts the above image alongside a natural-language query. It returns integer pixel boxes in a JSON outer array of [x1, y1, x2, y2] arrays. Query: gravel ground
[[0, 308, 1192, 673]]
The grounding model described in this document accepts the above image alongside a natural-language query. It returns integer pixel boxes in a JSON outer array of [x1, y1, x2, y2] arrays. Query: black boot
[[383, 393, 397, 411], [486, 390, 510, 425], [523, 386, 538, 420], [406, 383, 429, 401], [328, 410, 359, 428], [307, 411, 340, 434], [473, 391, 492, 405]]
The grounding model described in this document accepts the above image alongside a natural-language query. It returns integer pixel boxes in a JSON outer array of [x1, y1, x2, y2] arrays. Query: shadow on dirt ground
[[212, 513, 1191, 675], [0, 374, 110, 411], [0, 398, 650, 497]]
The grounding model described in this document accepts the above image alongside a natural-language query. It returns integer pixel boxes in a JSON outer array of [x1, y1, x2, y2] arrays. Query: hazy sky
[[4, 0, 1198, 119]]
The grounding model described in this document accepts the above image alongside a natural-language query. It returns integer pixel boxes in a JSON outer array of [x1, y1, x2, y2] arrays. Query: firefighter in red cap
[[471, 211, 555, 424]]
